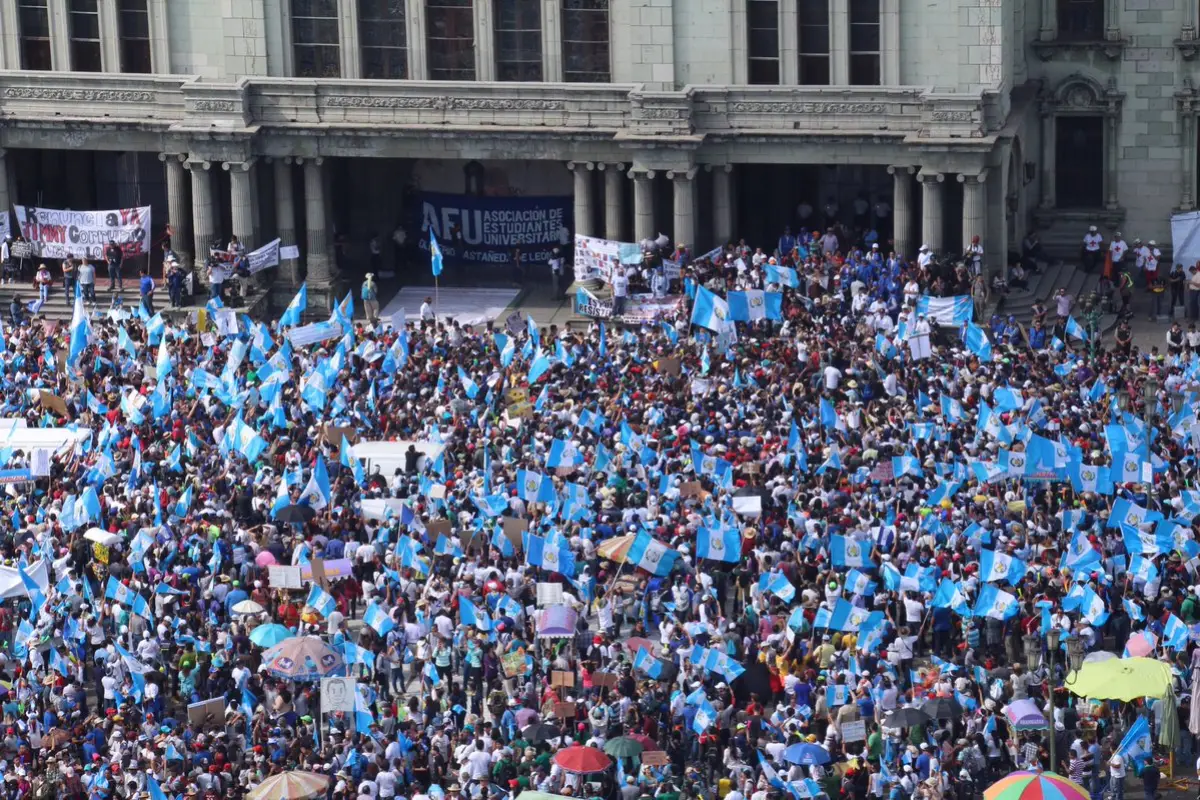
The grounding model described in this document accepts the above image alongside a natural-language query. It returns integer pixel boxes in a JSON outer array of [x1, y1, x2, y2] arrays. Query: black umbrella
[[523, 722, 562, 743], [920, 696, 964, 720], [275, 504, 315, 524], [731, 661, 772, 703], [884, 707, 933, 729]]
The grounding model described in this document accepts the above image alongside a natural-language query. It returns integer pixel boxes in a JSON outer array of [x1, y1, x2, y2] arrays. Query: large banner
[[418, 192, 570, 267], [574, 288, 686, 325], [573, 234, 645, 283], [247, 238, 281, 274], [14, 205, 151, 260]]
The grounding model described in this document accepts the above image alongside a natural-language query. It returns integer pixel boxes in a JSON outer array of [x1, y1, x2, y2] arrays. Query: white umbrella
[[83, 528, 120, 547], [232, 599, 266, 615], [1083, 650, 1118, 664]]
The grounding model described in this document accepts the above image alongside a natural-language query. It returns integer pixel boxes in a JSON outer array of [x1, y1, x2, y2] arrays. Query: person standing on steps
[[1082, 225, 1102, 274], [104, 239, 124, 292]]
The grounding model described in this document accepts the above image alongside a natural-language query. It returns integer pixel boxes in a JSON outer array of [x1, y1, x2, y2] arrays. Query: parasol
[[983, 772, 1089, 800], [883, 707, 932, 729], [260, 636, 345, 681], [537, 606, 578, 638], [255, 550, 278, 567], [603, 737, 645, 758], [275, 505, 316, 525], [626, 732, 661, 752], [522, 722, 562, 744], [553, 746, 612, 774], [83, 528, 120, 546], [783, 743, 831, 766], [597, 535, 635, 563], [1065, 656, 1171, 701], [1123, 631, 1158, 658], [622, 637, 656, 656], [249, 623, 295, 648], [1003, 699, 1047, 731], [920, 696, 964, 720], [43, 728, 72, 749], [246, 771, 331, 800], [232, 599, 266, 615]]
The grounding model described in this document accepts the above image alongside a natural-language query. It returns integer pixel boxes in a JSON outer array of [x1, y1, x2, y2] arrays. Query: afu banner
[[14, 204, 151, 260], [418, 192, 571, 266]]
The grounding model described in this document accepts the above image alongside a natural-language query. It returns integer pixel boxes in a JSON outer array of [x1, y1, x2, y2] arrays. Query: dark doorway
[[1055, 116, 1104, 208]]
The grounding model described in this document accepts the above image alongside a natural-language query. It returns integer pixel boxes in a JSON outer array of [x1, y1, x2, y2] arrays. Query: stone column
[[1039, 0, 1055, 40], [0, 150, 11, 247], [1185, 0, 1197, 39], [301, 157, 333, 287], [1182, 111, 1197, 212], [1105, 114, 1119, 210], [600, 162, 625, 241], [960, 171, 988, 265], [274, 157, 300, 286], [918, 169, 945, 254], [669, 168, 697, 250], [186, 159, 215, 276], [888, 165, 914, 260], [225, 159, 255, 250], [567, 161, 594, 238], [630, 169, 656, 242], [710, 164, 734, 247], [160, 153, 192, 269], [1040, 111, 1055, 208]]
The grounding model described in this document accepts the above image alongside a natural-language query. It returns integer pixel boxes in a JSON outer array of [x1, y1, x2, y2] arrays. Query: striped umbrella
[[246, 771, 330, 800], [984, 772, 1089, 800]]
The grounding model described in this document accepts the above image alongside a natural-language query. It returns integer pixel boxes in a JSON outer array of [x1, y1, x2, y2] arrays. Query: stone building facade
[[0, 0, 1192, 302]]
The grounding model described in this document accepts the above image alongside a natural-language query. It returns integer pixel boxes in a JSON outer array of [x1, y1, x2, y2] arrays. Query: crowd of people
[[0, 224, 1192, 800]]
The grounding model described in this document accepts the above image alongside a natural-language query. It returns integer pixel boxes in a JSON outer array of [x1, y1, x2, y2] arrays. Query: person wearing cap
[[1082, 225, 1102, 273], [361, 272, 379, 324]]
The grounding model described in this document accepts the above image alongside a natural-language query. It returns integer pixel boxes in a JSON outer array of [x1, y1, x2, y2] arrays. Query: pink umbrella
[[256, 550, 278, 567], [1123, 630, 1157, 658]]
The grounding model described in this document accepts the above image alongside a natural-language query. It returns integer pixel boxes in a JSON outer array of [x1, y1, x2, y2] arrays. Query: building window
[[292, 0, 341, 77], [1055, 116, 1104, 207], [747, 0, 780, 85], [18, 0, 52, 71], [359, 0, 407, 79], [494, 0, 543, 81], [849, 0, 880, 85], [427, 0, 476, 80], [797, 0, 830, 85], [1057, 0, 1103, 40], [562, 0, 610, 82], [118, 0, 152, 73], [68, 0, 102, 72]]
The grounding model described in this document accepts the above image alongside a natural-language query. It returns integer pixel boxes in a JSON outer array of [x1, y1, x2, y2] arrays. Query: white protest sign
[[246, 238, 282, 273], [14, 205, 151, 260], [287, 322, 343, 348], [215, 309, 238, 337], [30, 449, 51, 477], [908, 334, 932, 360], [842, 720, 867, 742], [320, 677, 357, 713], [731, 495, 762, 517], [280, 244, 300, 260], [536, 582, 565, 607], [268, 564, 303, 589]]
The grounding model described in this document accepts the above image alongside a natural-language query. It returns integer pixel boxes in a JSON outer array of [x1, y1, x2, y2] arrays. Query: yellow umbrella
[[247, 771, 330, 800], [1065, 656, 1171, 701], [597, 534, 635, 563]]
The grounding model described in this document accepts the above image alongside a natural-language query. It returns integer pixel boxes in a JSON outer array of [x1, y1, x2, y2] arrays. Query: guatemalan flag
[[830, 535, 876, 569], [728, 290, 783, 322], [696, 526, 740, 562], [973, 584, 1019, 620], [978, 550, 1027, 586], [690, 286, 730, 331], [624, 531, 679, 577]]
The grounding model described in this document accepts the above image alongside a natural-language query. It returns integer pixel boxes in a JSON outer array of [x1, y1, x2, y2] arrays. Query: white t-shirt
[[1084, 233, 1102, 252], [823, 366, 842, 390], [1110, 240, 1128, 261]]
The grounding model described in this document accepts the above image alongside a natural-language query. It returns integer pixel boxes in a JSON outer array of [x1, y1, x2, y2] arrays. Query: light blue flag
[[1164, 612, 1190, 650], [758, 572, 797, 603], [962, 322, 993, 362], [457, 366, 479, 399], [1065, 315, 1089, 340], [624, 531, 679, 576], [813, 597, 871, 631], [430, 230, 444, 277], [527, 350, 552, 383], [830, 534, 875, 569], [174, 484, 193, 518], [696, 525, 740, 562], [546, 438, 583, 469], [972, 584, 1019, 620], [728, 290, 783, 322], [305, 583, 337, 618], [978, 549, 1028, 586], [280, 283, 308, 328], [633, 647, 663, 678], [690, 286, 730, 331], [765, 264, 799, 288], [845, 569, 877, 597], [1116, 715, 1153, 769]]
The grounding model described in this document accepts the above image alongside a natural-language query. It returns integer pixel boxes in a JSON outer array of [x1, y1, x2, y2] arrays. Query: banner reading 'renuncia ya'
[[14, 205, 151, 260], [417, 192, 570, 266]]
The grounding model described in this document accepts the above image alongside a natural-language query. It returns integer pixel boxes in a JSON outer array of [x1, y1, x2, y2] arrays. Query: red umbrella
[[627, 733, 662, 752], [553, 746, 612, 774]]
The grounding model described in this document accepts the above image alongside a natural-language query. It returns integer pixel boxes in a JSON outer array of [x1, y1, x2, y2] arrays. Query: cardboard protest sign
[[501, 517, 527, 551], [38, 391, 68, 417]]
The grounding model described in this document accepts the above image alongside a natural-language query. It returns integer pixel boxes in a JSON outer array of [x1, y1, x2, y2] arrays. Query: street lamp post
[[1117, 389, 1130, 412], [1172, 391, 1186, 416], [1144, 376, 1160, 426], [1044, 628, 1061, 772]]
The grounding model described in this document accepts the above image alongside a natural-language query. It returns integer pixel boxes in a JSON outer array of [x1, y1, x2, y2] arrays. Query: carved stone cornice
[[4, 87, 155, 102]]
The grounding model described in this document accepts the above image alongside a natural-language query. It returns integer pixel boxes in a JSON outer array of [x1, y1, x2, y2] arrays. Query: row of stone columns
[[160, 153, 331, 288], [890, 164, 989, 261], [568, 161, 735, 250]]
